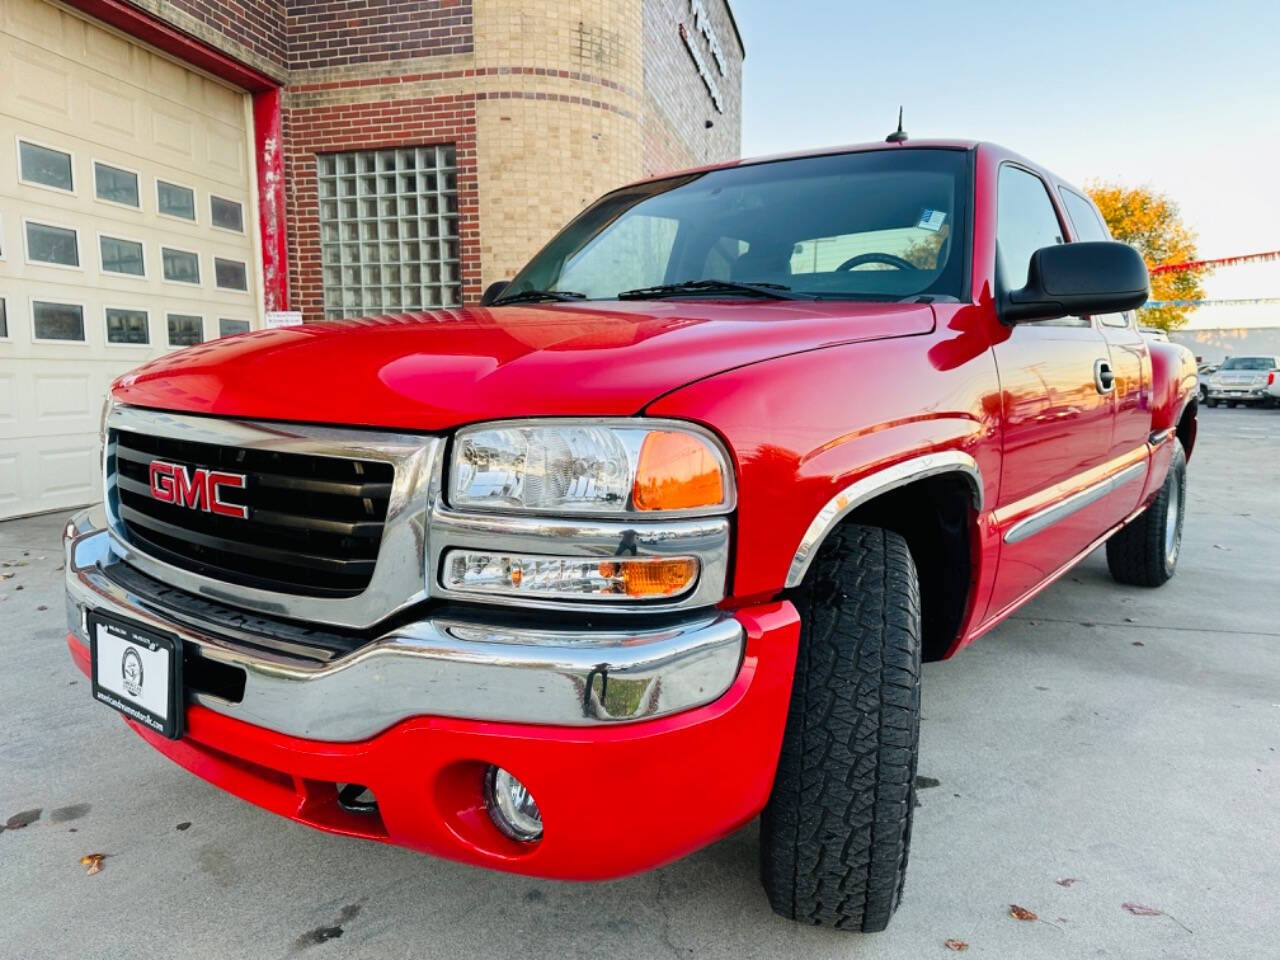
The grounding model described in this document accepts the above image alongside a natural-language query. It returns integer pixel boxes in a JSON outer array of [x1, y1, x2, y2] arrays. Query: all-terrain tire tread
[[1106, 441, 1186, 587], [760, 525, 921, 932]]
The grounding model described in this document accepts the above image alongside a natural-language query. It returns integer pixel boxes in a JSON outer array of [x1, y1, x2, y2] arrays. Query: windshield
[[1220, 357, 1277, 371], [504, 148, 970, 303]]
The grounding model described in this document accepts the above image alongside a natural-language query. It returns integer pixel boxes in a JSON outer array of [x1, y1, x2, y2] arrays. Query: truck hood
[[112, 300, 935, 432]]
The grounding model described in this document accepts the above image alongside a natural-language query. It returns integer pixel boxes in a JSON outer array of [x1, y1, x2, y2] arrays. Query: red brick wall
[[283, 91, 480, 322], [286, 0, 473, 70], [167, 0, 289, 71]]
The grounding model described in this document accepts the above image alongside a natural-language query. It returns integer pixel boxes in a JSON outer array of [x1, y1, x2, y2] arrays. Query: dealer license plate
[[89, 612, 183, 739]]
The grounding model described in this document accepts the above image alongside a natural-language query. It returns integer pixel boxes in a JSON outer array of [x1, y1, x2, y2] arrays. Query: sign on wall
[[681, 0, 726, 112]]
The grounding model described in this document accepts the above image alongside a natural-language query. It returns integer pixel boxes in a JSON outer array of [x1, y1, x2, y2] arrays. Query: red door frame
[[59, 0, 290, 313]]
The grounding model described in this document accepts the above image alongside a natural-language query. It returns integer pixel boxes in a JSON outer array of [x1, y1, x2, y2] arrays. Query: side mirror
[[481, 280, 511, 306], [1004, 241, 1149, 324]]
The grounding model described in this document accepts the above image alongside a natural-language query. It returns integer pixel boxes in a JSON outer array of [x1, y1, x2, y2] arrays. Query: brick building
[[0, 0, 743, 518]]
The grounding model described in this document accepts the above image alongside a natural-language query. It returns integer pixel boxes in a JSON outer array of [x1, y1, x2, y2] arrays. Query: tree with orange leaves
[[1086, 183, 1208, 332]]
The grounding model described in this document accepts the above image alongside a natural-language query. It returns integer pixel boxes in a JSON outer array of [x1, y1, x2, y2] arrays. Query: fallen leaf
[[79, 853, 107, 876], [1056, 877, 1077, 888], [4, 809, 41, 830], [1124, 617, 1137, 623], [1009, 904, 1038, 922], [0, 573, 12, 581], [944, 938, 969, 951], [36, 605, 48, 612], [1122, 902, 1192, 933], [1132, 641, 1145, 647], [176, 822, 191, 831]]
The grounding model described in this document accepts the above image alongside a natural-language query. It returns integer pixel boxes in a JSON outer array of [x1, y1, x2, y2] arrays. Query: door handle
[[1094, 359, 1115, 394]]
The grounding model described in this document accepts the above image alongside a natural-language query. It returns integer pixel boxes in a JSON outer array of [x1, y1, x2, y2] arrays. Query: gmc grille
[[110, 429, 395, 598]]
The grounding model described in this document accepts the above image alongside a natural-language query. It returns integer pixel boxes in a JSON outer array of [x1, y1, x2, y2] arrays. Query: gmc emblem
[[149, 460, 248, 519]]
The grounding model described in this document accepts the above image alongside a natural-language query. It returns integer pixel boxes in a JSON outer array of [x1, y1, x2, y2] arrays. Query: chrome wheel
[[1164, 468, 1181, 566]]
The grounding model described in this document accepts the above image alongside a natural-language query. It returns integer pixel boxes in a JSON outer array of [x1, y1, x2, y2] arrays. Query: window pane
[[218, 318, 250, 337], [106, 308, 149, 344], [100, 236, 145, 276], [0, 298, 7, 338], [34, 301, 84, 341], [996, 167, 1064, 288], [157, 181, 196, 220], [167, 314, 203, 346], [94, 163, 139, 207], [162, 248, 200, 284], [211, 196, 244, 232], [19, 141, 73, 191], [1059, 189, 1110, 244], [26, 222, 79, 266], [214, 258, 248, 290]]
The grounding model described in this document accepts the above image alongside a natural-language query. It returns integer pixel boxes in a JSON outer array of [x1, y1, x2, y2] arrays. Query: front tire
[[760, 525, 921, 932], [1106, 440, 1186, 587]]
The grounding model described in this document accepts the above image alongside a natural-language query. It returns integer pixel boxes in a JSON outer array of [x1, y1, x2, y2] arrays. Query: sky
[[730, 0, 1280, 329]]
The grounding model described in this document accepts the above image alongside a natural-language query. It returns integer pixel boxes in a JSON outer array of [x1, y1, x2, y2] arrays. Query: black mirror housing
[[481, 280, 511, 306], [1005, 241, 1149, 324]]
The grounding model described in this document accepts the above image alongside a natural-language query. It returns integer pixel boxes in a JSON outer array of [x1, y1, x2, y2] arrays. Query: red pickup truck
[[64, 139, 1197, 933]]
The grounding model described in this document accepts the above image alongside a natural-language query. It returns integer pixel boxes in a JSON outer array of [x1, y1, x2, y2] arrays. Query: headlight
[[449, 420, 733, 516]]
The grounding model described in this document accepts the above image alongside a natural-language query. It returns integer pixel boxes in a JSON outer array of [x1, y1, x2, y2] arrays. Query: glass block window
[[167, 313, 203, 346], [218, 318, 250, 337], [26, 221, 79, 267], [106, 308, 149, 344], [94, 162, 139, 207], [33, 301, 85, 341], [162, 247, 200, 284], [100, 236, 145, 276], [315, 145, 461, 319], [19, 141, 74, 191], [214, 257, 248, 291], [157, 180, 196, 221], [211, 196, 244, 232]]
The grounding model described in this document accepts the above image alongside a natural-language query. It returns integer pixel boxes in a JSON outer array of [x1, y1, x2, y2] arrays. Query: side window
[[1060, 188, 1129, 328], [997, 166, 1083, 327]]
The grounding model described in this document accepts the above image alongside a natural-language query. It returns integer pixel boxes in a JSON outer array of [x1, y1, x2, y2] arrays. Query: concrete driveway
[[1, 406, 1276, 960]]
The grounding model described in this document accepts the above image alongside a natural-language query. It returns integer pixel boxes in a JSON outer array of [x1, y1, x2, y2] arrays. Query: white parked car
[[1204, 355, 1280, 408]]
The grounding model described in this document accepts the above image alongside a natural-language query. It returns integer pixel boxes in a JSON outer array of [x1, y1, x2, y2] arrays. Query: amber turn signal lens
[[598, 557, 699, 598], [632, 431, 726, 511]]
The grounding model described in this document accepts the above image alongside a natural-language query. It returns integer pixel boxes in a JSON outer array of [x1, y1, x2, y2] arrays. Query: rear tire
[[760, 525, 921, 932], [1106, 440, 1186, 587]]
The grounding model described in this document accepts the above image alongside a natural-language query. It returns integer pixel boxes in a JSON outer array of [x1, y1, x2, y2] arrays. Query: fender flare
[[784, 451, 984, 588]]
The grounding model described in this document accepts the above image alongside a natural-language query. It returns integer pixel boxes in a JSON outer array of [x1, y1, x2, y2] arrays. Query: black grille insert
[[111, 428, 395, 597]]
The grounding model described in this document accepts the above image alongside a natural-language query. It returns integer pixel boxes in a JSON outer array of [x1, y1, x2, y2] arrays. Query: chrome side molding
[[785, 451, 983, 588], [1003, 461, 1146, 545]]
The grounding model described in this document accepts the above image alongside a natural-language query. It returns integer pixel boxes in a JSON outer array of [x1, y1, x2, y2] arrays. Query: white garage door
[[0, 0, 261, 519]]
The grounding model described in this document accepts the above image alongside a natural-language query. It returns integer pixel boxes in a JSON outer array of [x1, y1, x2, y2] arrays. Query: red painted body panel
[[69, 603, 800, 880], [111, 301, 934, 430], [82, 139, 1200, 878]]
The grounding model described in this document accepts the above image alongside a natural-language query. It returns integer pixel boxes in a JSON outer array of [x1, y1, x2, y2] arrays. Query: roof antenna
[[886, 106, 908, 143]]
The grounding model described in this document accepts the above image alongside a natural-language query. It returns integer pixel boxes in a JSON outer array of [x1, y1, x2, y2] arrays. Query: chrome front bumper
[[64, 506, 745, 742]]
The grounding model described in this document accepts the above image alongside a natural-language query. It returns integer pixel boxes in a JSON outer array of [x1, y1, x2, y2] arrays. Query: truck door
[[985, 165, 1117, 620], [1057, 188, 1154, 476]]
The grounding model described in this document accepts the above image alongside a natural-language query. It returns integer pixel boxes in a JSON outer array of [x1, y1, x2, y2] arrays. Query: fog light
[[485, 766, 543, 842]]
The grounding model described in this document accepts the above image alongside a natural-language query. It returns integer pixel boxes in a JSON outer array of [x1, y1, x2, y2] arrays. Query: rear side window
[[1060, 189, 1110, 243], [1060, 188, 1128, 327], [996, 166, 1065, 289], [1220, 356, 1278, 371]]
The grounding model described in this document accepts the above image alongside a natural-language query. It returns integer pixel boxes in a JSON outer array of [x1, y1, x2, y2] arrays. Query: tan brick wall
[[470, 0, 647, 285]]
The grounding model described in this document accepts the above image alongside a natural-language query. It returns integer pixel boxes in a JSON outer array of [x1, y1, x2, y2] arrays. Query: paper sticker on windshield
[[917, 209, 947, 232]]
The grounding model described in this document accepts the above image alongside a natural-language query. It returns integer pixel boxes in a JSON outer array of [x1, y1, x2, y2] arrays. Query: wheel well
[[843, 473, 976, 662], [1177, 399, 1197, 461]]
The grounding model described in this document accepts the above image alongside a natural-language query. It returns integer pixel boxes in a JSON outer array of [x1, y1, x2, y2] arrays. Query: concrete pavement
[[1, 406, 1276, 959]]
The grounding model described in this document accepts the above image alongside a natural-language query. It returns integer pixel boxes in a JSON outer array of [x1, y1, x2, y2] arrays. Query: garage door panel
[[87, 82, 141, 141], [34, 443, 99, 499], [9, 50, 72, 119], [0, 452, 19, 513], [84, 20, 135, 71]]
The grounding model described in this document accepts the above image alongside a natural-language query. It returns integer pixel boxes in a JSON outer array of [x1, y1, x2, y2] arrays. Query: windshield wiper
[[617, 279, 819, 301], [493, 288, 587, 305]]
